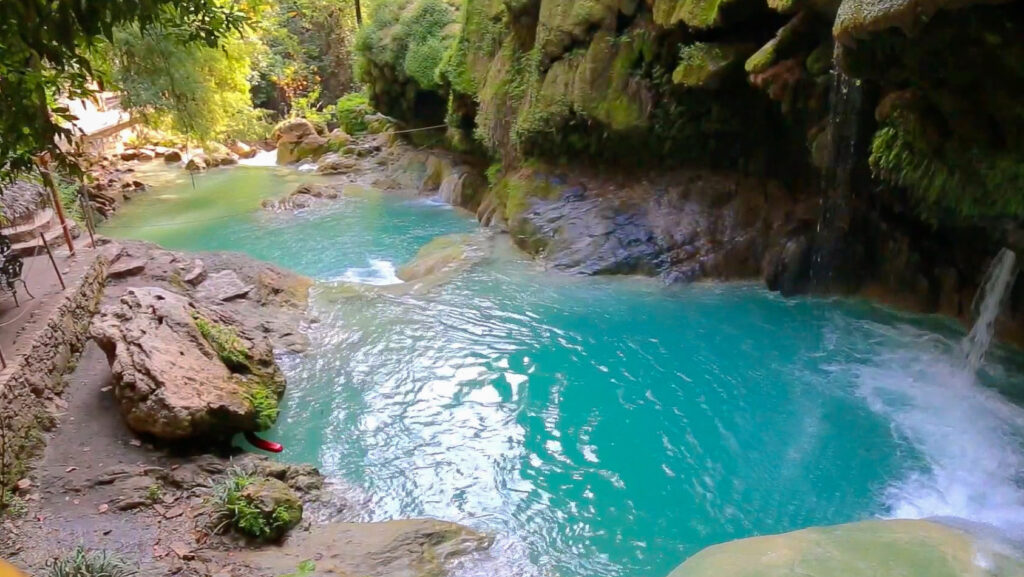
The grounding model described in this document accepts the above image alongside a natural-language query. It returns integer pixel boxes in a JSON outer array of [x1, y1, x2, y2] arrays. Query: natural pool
[[103, 166, 1024, 577]]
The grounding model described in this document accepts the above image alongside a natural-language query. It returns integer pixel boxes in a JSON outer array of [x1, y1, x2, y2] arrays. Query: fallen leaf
[[100, 386, 112, 393], [153, 504, 166, 516], [97, 504, 109, 513], [128, 439, 142, 447], [164, 505, 184, 519], [15, 479, 31, 491], [82, 447, 91, 452], [72, 499, 80, 505], [65, 466, 78, 473]]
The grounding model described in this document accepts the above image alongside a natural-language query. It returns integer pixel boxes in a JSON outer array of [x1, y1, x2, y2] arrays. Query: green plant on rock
[[1, 490, 26, 518], [146, 483, 163, 503], [193, 314, 250, 372], [209, 469, 298, 540], [282, 560, 317, 577], [244, 382, 281, 431], [46, 547, 138, 577]]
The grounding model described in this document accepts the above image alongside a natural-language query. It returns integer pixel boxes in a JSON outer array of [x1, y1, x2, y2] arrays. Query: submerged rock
[[397, 234, 476, 283], [90, 287, 285, 441], [667, 519, 1024, 577]]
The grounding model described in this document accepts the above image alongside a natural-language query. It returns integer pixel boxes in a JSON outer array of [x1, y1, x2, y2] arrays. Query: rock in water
[[90, 287, 284, 441], [667, 520, 1024, 577], [196, 270, 255, 302]]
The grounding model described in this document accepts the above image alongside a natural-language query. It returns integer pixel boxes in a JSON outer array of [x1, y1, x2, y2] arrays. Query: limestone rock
[[295, 134, 328, 161], [120, 149, 140, 161], [237, 477, 303, 541], [327, 129, 351, 152], [231, 519, 492, 576], [196, 270, 255, 302], [183, 259, 207, 286], [164, 150, 183, 163], [292, 183, 337, 199], [185, 155, 209, 172], [89, 287, 283, 441], [668, 520, 1024, 577], [316, 153, 358, 175], [210, 152, 239, 167], [135, 149, 156, 162], [228, 141, 258, 159], [272, 118, 318, 143], [833, 0, 1009, 45], [108, 258, 147, 279], [398, 234, 475, 282]]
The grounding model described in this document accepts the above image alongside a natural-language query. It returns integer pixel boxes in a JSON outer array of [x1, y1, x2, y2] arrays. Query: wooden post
[[40, 232, 65, 290], [77, 185, 97, 249], [36, 164, 75, 256]]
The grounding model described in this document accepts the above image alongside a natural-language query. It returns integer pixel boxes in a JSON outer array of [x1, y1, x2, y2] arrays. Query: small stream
[[102, 166, 1024, 577]]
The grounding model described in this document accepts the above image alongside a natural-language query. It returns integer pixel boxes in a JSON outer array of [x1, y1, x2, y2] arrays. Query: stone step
[[0, 208, 56, 244], [10, 222, 79, 258]]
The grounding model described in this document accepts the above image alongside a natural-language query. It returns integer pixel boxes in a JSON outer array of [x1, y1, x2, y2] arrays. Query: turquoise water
[[105, 167, 1024, 577]]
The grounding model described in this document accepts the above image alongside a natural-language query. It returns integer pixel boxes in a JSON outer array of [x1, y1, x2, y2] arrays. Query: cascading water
[[438, 172, 466, 205], [963, 248, 1018, 371], [810, 42, 866, 289]]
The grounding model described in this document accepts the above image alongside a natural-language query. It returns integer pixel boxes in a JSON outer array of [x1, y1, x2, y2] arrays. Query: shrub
[[209, 469, 299, 540], [335, 92, 374, 134], [46, 547, 137, 577]]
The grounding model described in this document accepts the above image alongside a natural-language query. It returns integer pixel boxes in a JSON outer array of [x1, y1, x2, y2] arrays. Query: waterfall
[[438, 173, 466, 205], [963, 248, 1018, 371], [809, 41, 867, 289]]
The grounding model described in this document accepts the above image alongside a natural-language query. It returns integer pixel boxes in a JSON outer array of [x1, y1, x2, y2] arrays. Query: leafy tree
[[0, 0, 246, 180], [109, 26, 259, 144]]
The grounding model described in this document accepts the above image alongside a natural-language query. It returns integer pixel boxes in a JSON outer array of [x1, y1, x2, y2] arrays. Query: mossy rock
[[236, 477, 303, 541], [673, 43, 756, 89], [833, 0, 1007, 45], [745, 11, 812, 74], [326, 129, 352, 153], [651, 0, 751, 29], [668, 520, 1024, 577]]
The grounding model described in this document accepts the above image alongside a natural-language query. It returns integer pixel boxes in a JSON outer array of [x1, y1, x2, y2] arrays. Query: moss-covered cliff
[[357, 0, 1024, 337]]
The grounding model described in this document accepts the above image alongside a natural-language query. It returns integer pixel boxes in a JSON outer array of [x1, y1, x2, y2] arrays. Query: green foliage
[[209, 469, 296, 540], [282, 560, 317, 577], [870, 116, 1024, 220], [244, 382, 280, 430], [249, 0, 360, 112], [1, 490, 26, 518], [193, 314, 250, 371], [110, 26, 257, 145], [46, 547, 137, 577], [289, 86, 333, 128], [221, 107, 276, 142], [57, 179, 85, 226], [0, 1, 246, 181], [335, 92, 374, 133], [146, 483, 163, 503], [355, 0, 457, 90]]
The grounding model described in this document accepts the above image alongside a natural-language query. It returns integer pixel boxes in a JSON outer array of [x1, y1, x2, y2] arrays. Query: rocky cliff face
[[357, 0, 1024, 339]]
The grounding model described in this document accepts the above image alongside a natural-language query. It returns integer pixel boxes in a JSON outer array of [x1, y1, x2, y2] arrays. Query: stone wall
[[0, 254, 108, 491]]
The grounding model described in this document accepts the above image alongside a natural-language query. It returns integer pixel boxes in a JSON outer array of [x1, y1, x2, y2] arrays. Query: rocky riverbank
[[1, 239, 491, 576]]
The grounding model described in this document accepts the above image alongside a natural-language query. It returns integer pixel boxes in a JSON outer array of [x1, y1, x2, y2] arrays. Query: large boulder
[[326, 129, 351, 152], [90, 287, 285, 441], [668, 520, 1024, 577], [273, 118, 324, 165]]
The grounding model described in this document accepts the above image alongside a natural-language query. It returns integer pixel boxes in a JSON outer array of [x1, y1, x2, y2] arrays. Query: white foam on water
[[852, 336, 1024, 540], [239, 149, 278, 167], [333, 259, 403, 286], [297, 162, 318, 172]]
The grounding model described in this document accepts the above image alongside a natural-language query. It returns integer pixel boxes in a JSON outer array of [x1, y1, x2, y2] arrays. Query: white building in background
[[60, 91, 137, 154]]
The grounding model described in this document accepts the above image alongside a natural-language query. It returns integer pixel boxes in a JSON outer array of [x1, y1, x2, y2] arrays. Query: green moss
[[193, 314, 250, 372], [673, 42, 753, 88], [745, 12, 811, 74], [651, 0, 745, 29], [805, 42, 832, 77]]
